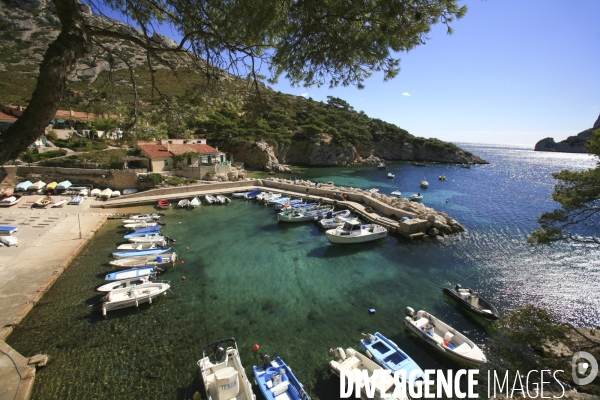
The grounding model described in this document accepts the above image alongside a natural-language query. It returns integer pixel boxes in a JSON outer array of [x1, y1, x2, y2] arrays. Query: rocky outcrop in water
[[535, 113, 600, 153]]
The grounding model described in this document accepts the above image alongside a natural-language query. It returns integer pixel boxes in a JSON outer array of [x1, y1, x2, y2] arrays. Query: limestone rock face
[[355, 140, 486, 164], [534, 129, 594, 153], [594, 112, 600, 130], [276, 141, 356, 166], [230, 141, 279, 171]]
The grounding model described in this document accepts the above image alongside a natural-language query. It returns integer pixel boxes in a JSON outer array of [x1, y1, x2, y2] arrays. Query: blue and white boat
[[111, 246, 172, 259], [105, 266, 162, 281], [124, 231, 164, 240], [108, 252, 177, 269], [253, 355, 310, 400], [244, 189, 262, 199], [360, 332, 424, 387], [268, 196, 290, 205], [0, 226, 18, 235], [15, 180, 32, 191], [57, 180, 72, 190], [124, 227, 162, 238], [68, 195, 84, 205]]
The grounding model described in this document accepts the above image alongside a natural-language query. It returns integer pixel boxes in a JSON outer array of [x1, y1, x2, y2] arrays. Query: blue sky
[[104, 0, 600, 145]]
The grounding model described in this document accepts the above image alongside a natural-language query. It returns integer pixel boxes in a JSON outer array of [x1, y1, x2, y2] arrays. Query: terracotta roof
[[0, 111, 17, 121], [167, 144, 220, 155], [138, 143, 172, 158]]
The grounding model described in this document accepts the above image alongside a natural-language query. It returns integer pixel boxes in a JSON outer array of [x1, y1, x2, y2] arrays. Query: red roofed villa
[[137, 139, 230, 173]]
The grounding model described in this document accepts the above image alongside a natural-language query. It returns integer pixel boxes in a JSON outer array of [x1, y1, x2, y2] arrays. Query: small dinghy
[[329, 347, 408, 400], [128, 213, 161, 221], [0, 235, 18, 246], [52, 199, 67, 208], [57, 180, 72, 191], [122, 188, 138, 195], [124, 228, 162, 239], [268, 196, 290, 205], [189, 196, 201, 208], [68, 195, 84, 205], [127, 233, 168, 244], [409, 193, 423, 202], [319, 215, 357, 230], [96, 275, 153, 292], [90, 188, 101, 197], [232, 191, 251, 198], [360, 332, 424, 387], [29, 180, 46, 191], [443, 284, 499, 321], [34, 196, 53, 208], [100, 281, 170, 316], [15, 180, 32, 191], [109, 252, 177, 269], [256, 192, 281, 202], [439, 175, 446, 181], [325, 220, 387, 244], [177, 199, 190, 208], [0, 195, 22, 207], [390, 190, 402, 198], [198, 338, 256, 400], [387, 173, 394, 179], [216, 195, 230, 204], [420, 180, 429, 188], [117, 242, 166, 250], [404, 307, 487, 366], [105, 266, 162, 281], [204, 195, 217, 204], [253, 355, 311, 400], [123, 220, 160, 230], [277, 207, 332, 222], [111, 246, 172, 259], [111, 190, 121, 198], [157, 199, 171, 209], [244, 189, 262, 200], [45, 182, 58, 193], [100, 188, 113, 199]]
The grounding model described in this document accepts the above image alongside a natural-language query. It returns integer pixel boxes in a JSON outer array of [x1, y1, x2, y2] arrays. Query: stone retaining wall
[[9, 166, 139, 190]]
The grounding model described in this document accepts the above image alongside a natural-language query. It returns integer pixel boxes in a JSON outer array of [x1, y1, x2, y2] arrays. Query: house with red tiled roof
[[0, 111, 17, 133], [137, 139, 229, 173]]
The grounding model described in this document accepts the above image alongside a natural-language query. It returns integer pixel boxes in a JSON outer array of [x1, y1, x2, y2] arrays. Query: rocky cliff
[[534, 113, 599, 153]]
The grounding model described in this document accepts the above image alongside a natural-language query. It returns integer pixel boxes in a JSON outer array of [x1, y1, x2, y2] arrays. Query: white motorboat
[[409, 194, 423, 202], [387, 173, 394, 179], [128, 234, 168, 244], [205, 194, 217, 204], [100, 188, 113, 199], [123, 220, 160, 229], [123, 188, 138, 195], [51, 199, 67, 208], [109, 252, 177, 269], [68, 195, 84, 205], [277, 207, 333, 222], [391, 190, 402, 198], [100, 281, 170, 316], [329, 347, 408, 400], [189, 196, 201, 208], [29, 180, 46, 190], [318, 210, 351, 228], [216, 195, 231, 204], [90, 188, 101, 197], [325, 220, 388, 244], [232, 191, 251, 198], [112, 190, 121, 198], [256, 192, 281, 202], [177, 199, 191, 208], [198, 338, 256, 400], [319, 214, 357, 230], [128, 213, 161, 221], [96, 276, 153, 292], [117, 242, 166, 250], [0, 235, 18, 247], [404, 307, 487, 366], [420, 180, 429, 188], [0, 195, 22, 207]]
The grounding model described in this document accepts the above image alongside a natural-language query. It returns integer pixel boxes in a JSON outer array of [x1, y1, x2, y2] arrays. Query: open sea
[[6, 143, 600, 399]]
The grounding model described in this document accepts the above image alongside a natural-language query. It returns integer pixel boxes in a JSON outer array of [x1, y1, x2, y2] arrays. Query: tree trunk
[[0, 0, 90, 165]]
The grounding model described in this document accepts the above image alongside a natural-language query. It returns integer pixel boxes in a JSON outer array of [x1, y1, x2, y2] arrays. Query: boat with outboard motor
[[123, 220, 160, 230], [109, 252, 177, 269], [105, 266, 163, 281], [253, 355, 311, 400], [127, 213, 161, 221], [96, 275, 154, 292], [317, 210, 351, 228], [216, 195, 231, 204], [325, 220, 388, 244], [190, 196, 201, 208], [404, 307, 487, 366], [125, 232, 165, 242], [443, 284, 499, 321], [390, 190, 402, 198], [198, 337, 256, 400], [360, 332, 424, 388], [177, 199, 190, 208], [319, 215, 358, 230], [329, 347, 409, 400], [409, 194, 423, 202], [387, 173, 394, 179], [100, 281, 170, 316], [277, 206, 334, 222], [205, 194, 217, 204], [123, 227, 162, 239], [232, 191, 251, 198], [117, 242, 167, 250], [111, 246, 172, 259], [244, 190, 262, 200]]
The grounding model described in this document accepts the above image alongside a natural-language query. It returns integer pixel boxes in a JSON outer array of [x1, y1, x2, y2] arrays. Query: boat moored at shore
[[325, 220, 388, 244]]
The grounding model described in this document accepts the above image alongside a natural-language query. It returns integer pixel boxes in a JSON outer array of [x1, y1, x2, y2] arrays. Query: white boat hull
[[101, 282, 170, 315], [325, 223, 388, 244], [96, 276, 152, 292], [0, 235, 18, 246]]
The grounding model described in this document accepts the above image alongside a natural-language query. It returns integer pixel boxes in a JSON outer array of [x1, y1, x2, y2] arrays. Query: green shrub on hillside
[[22, 149, 67, 163]]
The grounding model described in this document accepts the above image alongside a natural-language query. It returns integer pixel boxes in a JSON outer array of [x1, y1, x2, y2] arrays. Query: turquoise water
[[6, 143, 600, 399]]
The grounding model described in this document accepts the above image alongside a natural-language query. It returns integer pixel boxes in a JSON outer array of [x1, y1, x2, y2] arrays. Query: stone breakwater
[[262, 177, 465, 239]]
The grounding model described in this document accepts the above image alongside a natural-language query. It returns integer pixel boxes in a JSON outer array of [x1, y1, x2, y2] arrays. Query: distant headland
[[534, 113, 600, 153]]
